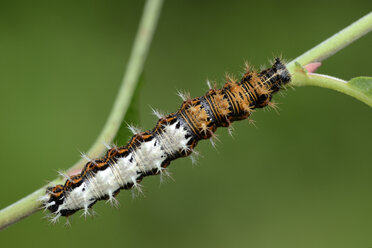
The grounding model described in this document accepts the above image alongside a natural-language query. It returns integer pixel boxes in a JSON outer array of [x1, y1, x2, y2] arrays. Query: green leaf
[[348, 77, 372, 99], [113, 74, 144, 146]]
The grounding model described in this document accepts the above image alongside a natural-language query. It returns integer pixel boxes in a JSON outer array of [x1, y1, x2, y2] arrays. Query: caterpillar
[[40, 58, 291, 223]]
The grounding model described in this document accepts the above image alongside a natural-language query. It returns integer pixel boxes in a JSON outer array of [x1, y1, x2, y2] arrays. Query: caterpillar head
[[273, 58, 291, 87], [45, 185, 64, 213]]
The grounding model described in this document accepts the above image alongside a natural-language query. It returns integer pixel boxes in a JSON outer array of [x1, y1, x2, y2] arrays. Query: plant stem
[[287, 12, 372, 73], [292, 71, 372, 107], [0, 0, 164, 231]]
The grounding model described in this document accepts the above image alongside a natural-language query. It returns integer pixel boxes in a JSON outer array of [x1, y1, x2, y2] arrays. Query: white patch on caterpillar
[[158, 122, 191, 155], [87, 170, 117, 200], [60, 182, 94, 215], [132, 138, 166, 173], [115, 155, 139, 185], [53, 159, 139, 216]]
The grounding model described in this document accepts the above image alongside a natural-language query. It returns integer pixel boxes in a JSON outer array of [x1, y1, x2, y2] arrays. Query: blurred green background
[[0, 1, 371, 247]]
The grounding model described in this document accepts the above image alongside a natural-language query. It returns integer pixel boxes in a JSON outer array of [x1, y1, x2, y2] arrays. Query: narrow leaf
[[348, 77, 372, 99]]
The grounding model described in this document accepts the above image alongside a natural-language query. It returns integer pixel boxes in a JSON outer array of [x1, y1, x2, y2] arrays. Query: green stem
[[292, 70, 372, 107], [287, 12, 372, 73], [0, 0, 163, 231]]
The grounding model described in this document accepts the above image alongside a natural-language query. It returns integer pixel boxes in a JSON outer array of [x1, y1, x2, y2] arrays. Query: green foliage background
[[0, 1, 371, 247]]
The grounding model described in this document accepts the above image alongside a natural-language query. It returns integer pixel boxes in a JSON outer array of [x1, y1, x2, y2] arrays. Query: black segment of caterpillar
[[42, 58, 291, 221]]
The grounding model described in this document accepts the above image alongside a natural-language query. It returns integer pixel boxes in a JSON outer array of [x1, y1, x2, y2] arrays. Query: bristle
[[248, 118, 256, 127], [81, 206, 91, 219], [225, 73, 237, 84], [57, 171, 73, 182], [64, 218, 71, 227], [50, 213, 61, 224], [177, 90, 190, 102], [268, 101, 280, 114], [103, 142, 112, 150], [106, 194, 120, 208], [80, 153, 91, 162], [127, 124, 142, 135], [160, 169, 174, 184], [151, 108, 164, 119], [206, 80, 212, 89], [209, 133, 220, 149], [243, 60, 250, 73], [227, 125, 235, 137]]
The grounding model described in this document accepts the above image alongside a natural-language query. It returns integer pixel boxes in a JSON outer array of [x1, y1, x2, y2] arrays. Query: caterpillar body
[[41, 58, 291, 222]]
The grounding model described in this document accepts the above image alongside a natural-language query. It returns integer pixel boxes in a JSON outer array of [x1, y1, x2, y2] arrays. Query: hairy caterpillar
[[40, 58, 291, 223]]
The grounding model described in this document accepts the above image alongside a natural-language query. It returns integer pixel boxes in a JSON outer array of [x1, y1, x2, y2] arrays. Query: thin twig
[[287, 12, 372, 73]]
